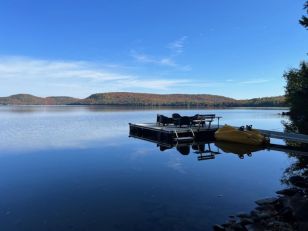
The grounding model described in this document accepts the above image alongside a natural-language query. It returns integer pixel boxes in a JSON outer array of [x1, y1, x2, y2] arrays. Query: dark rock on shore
[[213, 224, 225, 231], [216, 183, 308, 230], [276, 188, 299, 196], [281, 111, 290, 116], [255, 197, 278, 206], [289, 176, 308, 188]]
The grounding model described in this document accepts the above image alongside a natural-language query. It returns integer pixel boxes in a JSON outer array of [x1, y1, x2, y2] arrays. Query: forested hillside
[[0, 93, 287, 107]]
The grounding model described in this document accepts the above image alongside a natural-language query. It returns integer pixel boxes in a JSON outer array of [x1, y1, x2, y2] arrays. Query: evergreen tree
[[283, 62, 308, 134], [299, 1, 308, 29]]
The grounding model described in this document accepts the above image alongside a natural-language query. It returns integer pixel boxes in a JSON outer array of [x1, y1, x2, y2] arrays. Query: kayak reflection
[[157, 141, 263, 160], [215, 141, 265, 159]]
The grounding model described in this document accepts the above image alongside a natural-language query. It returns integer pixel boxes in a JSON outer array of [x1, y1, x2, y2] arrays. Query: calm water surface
[[0, 106, 294, 230]]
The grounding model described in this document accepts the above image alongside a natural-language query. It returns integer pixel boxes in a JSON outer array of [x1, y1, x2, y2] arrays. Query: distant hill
[[239, 96, 286, 107], [0, 93, 287, 107], [77, 92, 238, 106], [0, 94, 79, 105]]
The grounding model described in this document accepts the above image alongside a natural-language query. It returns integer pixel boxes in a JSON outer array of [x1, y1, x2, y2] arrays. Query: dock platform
[[257, 129, 308, 144], [129, 123, 308, 145], [129, 123, 219, 144]]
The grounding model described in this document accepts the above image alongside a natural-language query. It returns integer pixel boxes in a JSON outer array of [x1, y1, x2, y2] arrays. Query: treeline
[[0, 94, 79, 105], [239, 96, 286, 107], [0, 92, 287, 107]]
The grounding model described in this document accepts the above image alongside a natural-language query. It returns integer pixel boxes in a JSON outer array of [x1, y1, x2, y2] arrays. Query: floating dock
[[257, 129, 308, 144], [129, 123, 308, 157], [129, 123, 219, 144], [129, 123, 308, 145]]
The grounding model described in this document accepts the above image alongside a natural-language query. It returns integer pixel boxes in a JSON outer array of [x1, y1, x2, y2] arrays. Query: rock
[[293, 200, 308, 222], [289, 176, 308, 188], [250, 210, 261, 220], [279, 207, 294, 222], [229, 223, 245, 231], [275, 197, 289, 211], [267, 221, 294, 230], [276, 188, 300, 196], [239, 218, 253, 225], [255, 211, 272, 220], [255, 204, 274, 211], [255, 197, 278, 206], [222, 221, 233, 228], [236, 212, 250, 218], [244, 223, 266, 231], [213, 224, 225, 231], [298, 222, 308, 231]]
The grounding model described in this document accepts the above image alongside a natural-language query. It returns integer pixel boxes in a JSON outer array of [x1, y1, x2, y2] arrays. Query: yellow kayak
[[215, 125, 269, 145]]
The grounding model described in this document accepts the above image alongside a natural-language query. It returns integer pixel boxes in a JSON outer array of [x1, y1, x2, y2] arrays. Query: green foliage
[[283, 62, 308, 134], [299, 1, 308, 29]]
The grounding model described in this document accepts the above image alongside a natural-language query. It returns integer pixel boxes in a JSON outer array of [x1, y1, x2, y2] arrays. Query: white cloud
[[0, 56, 132, 81], [239, 79, 270, 84], [0, 55, 275, 98], [130, 36, 190, 71], [130, 50, 176, 67], [0, 55, 190, 97], [168, 36, 187, 54]]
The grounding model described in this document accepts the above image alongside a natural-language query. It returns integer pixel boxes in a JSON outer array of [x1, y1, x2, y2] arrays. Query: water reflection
[[0, 107, 302, 231], [215, 142, 264, 159], [157, 141, 264, 160], [0, 105, 210, 114], [130, 127, 308, 160]]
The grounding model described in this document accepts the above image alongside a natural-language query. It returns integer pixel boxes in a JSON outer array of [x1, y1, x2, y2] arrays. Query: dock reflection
[[130, 129, 265, 160], [157, 141, 263, 160], [129, 127, 308, 160]]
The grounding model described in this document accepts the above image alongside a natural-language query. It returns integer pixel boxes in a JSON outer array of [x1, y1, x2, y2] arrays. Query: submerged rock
[[236, 212, 250, 219], [239, 218, 253, 225], [213, 224, 225, 231], [255, 197, 278, 206], [244, 223, 266, 231], [217, 172, 308, 230], [276, 188, 300, 196]]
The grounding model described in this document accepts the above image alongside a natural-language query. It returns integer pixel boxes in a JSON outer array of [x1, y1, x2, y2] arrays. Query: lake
[[0, 106, 295, 231]]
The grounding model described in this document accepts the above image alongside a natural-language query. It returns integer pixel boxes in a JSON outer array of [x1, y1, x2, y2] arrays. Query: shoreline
[[215, 167, 308, 231]]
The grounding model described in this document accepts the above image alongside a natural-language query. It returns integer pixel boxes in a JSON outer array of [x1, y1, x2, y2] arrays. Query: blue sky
[[0, 0, 307, 99]]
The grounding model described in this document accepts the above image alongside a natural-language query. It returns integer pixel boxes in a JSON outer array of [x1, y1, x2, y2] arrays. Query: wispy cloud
[[131, 36, 190, 71], [0, 56, 191, 97], [239, 79, 270, 84], [168, 36, 187, 54], [130, 50, 176, 67], [0, 55, 274, 98]]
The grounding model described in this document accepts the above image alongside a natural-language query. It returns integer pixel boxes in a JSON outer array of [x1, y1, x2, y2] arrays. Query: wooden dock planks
[[257, 129, 308, 144]]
